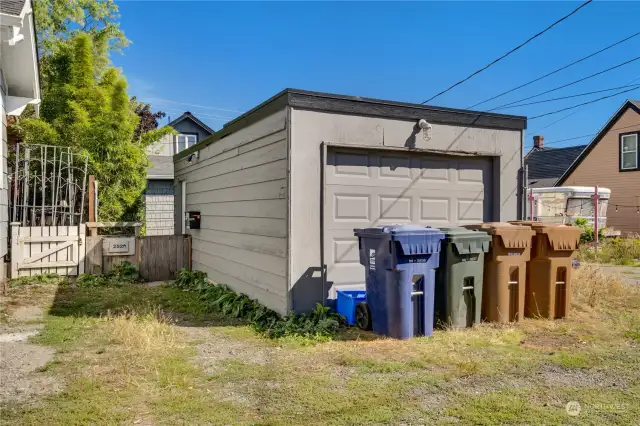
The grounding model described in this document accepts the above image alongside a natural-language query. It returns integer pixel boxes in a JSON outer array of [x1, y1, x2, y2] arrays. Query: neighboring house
[[146, 112, 213, 235], [173, 89, 527, 314], [556, 99, 640, 234], [0, 0, 40, 278], [524, 135, 586, 188]]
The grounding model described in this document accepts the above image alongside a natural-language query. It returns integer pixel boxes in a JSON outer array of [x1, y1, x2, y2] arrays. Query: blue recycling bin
[[354, 225, 444, 339]]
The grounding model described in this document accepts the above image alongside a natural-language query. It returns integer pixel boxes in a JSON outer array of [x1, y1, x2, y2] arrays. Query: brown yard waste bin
[[464, 223, 535, 323], [508, 221, 581, 319]]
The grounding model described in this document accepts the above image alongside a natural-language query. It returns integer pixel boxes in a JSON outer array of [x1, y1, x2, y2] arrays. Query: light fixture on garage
[[418, 119, 432, 141], [187, 151, 200, 164]]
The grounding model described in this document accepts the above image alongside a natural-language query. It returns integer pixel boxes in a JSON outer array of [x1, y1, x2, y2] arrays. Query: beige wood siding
[[563, 108, 640, 234], [174, 110, 288, 314]]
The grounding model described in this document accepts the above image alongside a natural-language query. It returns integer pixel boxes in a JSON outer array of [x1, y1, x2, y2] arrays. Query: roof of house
[[168, 111, 215, 135], [525, 145, 587, 181], [527, 177, 559, 189], [0, 0, 27, 16], [175, 88, 528, 161], [147, 155, 174, 180], [556, 99, 640, 185]]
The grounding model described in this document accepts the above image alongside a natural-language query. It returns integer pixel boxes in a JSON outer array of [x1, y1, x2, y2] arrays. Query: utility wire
[[468, 30, 640, 109], [145, 97, 243, 113], [489, 55, 640, 111], [528, 86, 640, 120], [528, 74, 640, 134], [161, 107, 234, 121], [421, 0, 593, 104], [495, 84, 640, 111], [524, 123, 640, 148]]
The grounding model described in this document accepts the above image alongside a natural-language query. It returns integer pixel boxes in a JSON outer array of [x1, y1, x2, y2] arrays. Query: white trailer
[[531, 186, 611, 228]]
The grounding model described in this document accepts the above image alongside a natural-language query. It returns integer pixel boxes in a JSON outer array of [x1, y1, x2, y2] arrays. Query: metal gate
[[11, 224, 86, 277]]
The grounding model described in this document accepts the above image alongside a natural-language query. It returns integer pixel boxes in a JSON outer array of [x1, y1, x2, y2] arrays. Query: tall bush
[[13, 34, 172, 221]]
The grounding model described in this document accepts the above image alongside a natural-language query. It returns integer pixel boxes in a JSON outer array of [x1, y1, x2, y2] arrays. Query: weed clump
[[173, 268, 344, 340], [76, 261, 140, 288], [10, 273, 68, 287]]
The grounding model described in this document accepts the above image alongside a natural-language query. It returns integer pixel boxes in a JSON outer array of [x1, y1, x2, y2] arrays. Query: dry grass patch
[[3, 267, 640, 425], [110, 309, 180, 353]]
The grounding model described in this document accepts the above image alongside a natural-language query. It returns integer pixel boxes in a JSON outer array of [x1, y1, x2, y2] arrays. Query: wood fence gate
[[11, 224, 86, 277], [85, 234, 191, 282]]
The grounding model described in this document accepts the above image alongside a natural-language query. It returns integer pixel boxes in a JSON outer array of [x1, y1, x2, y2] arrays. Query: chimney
[[533, 135, 544, 149]]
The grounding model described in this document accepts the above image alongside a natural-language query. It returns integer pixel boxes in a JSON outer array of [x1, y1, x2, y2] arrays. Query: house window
[[621, 133, 638, 170], [175, 134, 198, 154]]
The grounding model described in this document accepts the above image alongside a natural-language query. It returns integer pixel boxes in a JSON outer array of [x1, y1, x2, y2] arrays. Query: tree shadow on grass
[[47, 282, 245, 328]]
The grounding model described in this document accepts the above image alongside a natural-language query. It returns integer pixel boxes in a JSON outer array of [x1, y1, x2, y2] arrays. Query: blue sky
[[113, 1, 640, 150]]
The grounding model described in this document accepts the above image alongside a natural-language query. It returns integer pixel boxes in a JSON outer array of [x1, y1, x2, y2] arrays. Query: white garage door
[[324, 149, 494, 296]]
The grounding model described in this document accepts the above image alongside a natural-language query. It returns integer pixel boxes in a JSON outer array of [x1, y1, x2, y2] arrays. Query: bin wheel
[[355, 302, 372, 331]]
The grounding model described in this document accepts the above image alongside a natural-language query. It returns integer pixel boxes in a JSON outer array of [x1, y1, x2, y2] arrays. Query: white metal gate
[[11, 224, 86, 277]]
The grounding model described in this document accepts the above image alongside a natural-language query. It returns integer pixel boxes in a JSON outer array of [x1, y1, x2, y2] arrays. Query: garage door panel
[[329, 151, 373, 179], [379, 195, 412, 221], [379, 155, 412, 179], [458, 198, 485, 222], [332, 237, 360, 265], [333, 193, 371, 221], [324, 149, 494, 294], [419, 197, 450, 222]]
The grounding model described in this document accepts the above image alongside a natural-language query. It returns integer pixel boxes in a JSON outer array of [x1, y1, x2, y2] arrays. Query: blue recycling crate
[[336, 290, 367, 325]]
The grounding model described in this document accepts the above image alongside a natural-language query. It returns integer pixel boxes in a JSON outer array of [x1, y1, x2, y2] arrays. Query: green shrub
[[578, 237, 640, 266], [10, 273, 68, 287], [76, 261, 140, 288], [574, 217, 605, 244], [173, 268, 344, 339]]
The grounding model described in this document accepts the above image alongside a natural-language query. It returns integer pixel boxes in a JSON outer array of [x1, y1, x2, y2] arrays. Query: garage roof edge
[[175, 88, 527, 161]]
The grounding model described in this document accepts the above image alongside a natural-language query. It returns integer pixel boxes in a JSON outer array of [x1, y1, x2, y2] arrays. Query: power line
[[495, 84, 640, 111], [528, 86, 640, 120], [468, 30, 640, 109], [489, 55, 640, 111], [527, 74, 640, 134], [146, 97, 243, 113], [524, 123, 640, 148], [161, 107, 235, 121], [421, 0, 593, 104]]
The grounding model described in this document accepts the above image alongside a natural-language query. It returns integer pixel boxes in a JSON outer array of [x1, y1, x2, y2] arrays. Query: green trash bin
[[435, 227, 491, 328]]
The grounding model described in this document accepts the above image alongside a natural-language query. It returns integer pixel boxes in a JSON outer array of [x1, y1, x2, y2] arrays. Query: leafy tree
[[132, 97, 168, 143], [34, 0, 129, 87], [14, 34, 173, 221]]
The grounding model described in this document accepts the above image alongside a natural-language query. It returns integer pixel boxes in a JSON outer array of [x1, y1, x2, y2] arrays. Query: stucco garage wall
[[289, 108, 522, 310], [174, 109, 289, 314]]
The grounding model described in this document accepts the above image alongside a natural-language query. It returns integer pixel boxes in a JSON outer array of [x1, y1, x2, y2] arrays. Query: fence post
[[528, 188, 535, 221], [592, 185, 600, 251]]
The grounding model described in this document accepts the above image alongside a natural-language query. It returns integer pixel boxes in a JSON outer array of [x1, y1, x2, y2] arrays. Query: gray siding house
[[174, 89, 527, 315], [0, 0, 40, 280], [146, 112, 213, 235]]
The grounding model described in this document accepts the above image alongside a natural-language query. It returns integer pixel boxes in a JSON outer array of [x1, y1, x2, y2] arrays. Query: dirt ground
[[0, 297, 59, 404], [1, 267, 639, 425]]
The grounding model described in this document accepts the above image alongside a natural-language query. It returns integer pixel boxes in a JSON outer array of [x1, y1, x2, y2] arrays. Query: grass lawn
[[1, 265, 639, 425]]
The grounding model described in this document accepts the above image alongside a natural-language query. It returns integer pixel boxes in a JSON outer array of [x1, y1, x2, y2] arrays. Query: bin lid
[[354, 224, 440, 236], [508, 221, 581, 250], [463, 222, 535, 249], [439, 227, 491, 254], [354, 225, 445, 254]]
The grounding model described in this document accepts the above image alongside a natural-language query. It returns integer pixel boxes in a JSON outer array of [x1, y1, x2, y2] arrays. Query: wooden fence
[[11, 224, 86, 277], [85, 235, 191, 282]]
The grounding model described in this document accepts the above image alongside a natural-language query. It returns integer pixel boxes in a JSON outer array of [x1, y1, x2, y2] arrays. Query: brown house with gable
[[556, 100, 640, 234]]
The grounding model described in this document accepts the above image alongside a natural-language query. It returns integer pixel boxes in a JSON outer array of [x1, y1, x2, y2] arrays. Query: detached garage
[[174, 89, 527, 315]]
